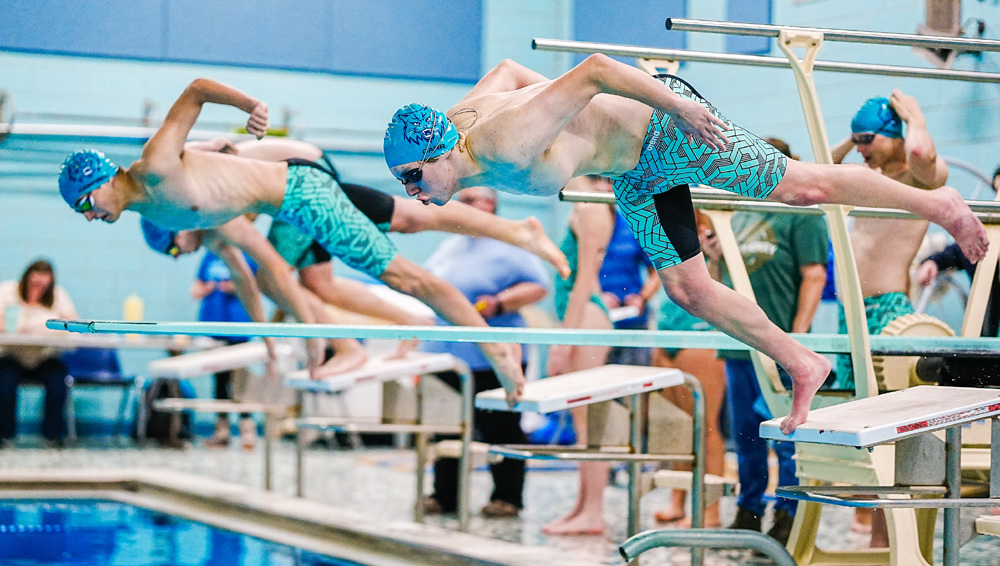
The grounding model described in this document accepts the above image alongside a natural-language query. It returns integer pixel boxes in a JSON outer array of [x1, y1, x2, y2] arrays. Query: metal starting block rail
[[146, 341, 294, 491], [44, 319, 1000, 355], [477, 364, 705, 546], [761, 386, 1000, 566], [285, 353, 476, 532]]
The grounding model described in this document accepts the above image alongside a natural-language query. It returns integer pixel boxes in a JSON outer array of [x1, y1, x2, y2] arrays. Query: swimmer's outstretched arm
[[456, 59, 550, 104], [145, 78, 268, 162], [379, 256, 526, 406], [201, 232, 280, 369], [488, 53, 729, 160], [212, 217, 325, 376]]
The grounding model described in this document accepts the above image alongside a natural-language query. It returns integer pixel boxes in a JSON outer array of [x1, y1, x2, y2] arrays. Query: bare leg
[[299, 263, 431, 326], [390, 197, 571, 278], [651, 348, 726, 527], [660, 257, 830, 434], [542, 406, 610, 536], [542, 305, 612, 535], [298, 288, 368, 378], [771, 160, 988, 262], [851, 508, 873, 534], [869, 509, 889, 548]]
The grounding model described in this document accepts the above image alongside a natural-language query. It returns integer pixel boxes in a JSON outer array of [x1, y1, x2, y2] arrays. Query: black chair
[[60, 348, 138, 440]]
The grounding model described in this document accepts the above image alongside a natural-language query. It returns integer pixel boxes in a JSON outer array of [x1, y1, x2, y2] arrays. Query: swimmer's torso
[[451, 82, 652, 196], [851, 167, 933, 297], [130, 149, 288, 230]]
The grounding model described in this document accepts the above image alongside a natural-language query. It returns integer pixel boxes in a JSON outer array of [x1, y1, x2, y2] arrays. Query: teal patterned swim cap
[[384, 104, 459, 169], [851, 97, 903, 138]]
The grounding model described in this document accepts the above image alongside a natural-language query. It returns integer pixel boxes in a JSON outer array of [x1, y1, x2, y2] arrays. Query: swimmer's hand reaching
[[671, 97, 730, 151], [263, 336, 280, 381], [246, 101, 269, 140], [305, 336, 325, 380]]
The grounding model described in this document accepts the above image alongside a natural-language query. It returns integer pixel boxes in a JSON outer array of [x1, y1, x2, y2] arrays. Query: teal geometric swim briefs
[[274, 163, 399, 278], [611, 74, 787, 270]]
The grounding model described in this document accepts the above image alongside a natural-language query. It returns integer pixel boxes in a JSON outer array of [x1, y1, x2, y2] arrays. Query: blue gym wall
[[1, 0, 998, 434]]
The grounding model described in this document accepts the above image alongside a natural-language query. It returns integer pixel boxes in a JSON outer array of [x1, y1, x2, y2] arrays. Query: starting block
[[147, 341, 272, 378], [761, 386, 1000, 566], [477, 364, 707, 538], [147, 341, 295, 491], [286, 353, 477, 532]]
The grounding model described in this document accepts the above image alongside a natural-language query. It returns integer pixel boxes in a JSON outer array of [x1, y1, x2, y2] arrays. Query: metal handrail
[[666, 17, 1000, 53], [620, 529, 797, 566], [559, 189, 1000, 224], [531, 39, 1000, 83]]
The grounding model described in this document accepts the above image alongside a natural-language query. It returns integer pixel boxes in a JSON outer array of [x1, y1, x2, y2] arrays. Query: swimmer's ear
[[456, 131, 468, 153]]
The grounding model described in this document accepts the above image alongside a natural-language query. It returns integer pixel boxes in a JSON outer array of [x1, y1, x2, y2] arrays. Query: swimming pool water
[[0, 500, 365, 566]]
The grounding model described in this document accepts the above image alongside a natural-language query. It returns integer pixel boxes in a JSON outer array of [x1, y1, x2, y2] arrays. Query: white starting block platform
[[476, 364, 687, 413], [285, 352, 460, 392], [145, 341, 295, 492], [286, 352, 477, 532], [760, 386, 1000, 566], [147, 341, 271, 378], [476, 364, 705, 539], [152, 397, 292, 492], [760, 386, 1000, 447], [976, 515, 1000, 538]]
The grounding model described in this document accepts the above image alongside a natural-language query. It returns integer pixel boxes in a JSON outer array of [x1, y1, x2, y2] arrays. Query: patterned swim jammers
[[274, 163, 399, 278], [833, 291, 916, 390], [611, 74, 787, 270]]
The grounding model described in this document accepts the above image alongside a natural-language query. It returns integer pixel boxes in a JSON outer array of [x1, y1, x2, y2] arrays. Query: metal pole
[[559, 189, 1000, 223], [665, 17, 1000, 53], [457, 360, 474, 533], [627, 393, 645, 538], [263, 413, 273, 492], [414, 372, 427, 524], [295, 390, 305, 497], [685, 373, 707, 566], [992, 418, 1000, 498], [943, 426, 962, 566], [532, 39, 1000, 84]]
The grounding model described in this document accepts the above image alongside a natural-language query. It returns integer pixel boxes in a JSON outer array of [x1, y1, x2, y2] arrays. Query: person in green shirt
[[718, 139, 829, 546]]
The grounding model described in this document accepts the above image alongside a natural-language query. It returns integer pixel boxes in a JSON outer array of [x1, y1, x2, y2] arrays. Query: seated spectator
[[0, 260, 79, 448]]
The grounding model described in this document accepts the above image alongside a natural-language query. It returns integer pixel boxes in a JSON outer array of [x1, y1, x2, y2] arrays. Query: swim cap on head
[[58, 149, 118, 208], [140, 218, 180, 257], [851, 97, 903, 138], [384, 104, 459, 169]]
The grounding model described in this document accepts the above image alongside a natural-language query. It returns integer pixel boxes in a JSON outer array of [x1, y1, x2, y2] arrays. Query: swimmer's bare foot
[[518, 217, 571, 278], [935, 186, 989, 263], [542, 513, 605, 536], [779, 353, 831, 434], [654, 504, 686, 524], [313, 341, 368, 380], [673, 514, 722, 529], [485, 343, 525, 406]]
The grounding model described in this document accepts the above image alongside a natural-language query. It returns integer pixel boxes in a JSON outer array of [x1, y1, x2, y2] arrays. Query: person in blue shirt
[[420, 187, 551, 518], [192, 251, 258, 449], [599, 209, 659, 366]]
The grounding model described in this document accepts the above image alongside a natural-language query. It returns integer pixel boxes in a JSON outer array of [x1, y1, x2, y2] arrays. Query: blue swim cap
[[140, 218, 180, 257], [58, 149, 119, 209], [384, 104, 459, 169], [851, 97, 903, 138]]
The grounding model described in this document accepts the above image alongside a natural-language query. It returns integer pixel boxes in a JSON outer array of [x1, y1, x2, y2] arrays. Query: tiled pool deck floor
[[1, 435, 998, 565]]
